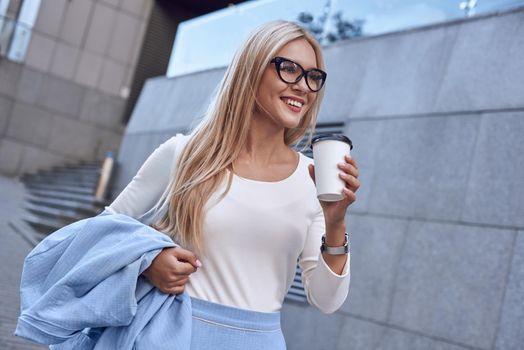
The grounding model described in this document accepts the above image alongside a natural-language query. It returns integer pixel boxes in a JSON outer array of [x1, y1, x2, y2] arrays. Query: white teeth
[[284, 98, 303, 108]]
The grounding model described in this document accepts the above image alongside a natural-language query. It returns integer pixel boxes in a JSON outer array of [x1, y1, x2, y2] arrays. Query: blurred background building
[[0, 0, 245, 176], [1, 1, 523, 349]]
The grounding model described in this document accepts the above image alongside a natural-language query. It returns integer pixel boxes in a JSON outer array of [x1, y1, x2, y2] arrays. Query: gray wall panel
[[348, 26, 458, 118], [495, 230, 524, 350], [366, 115, 478, 221], [281, 302, 345, 350], [126, 70, 224, 134], [7, 102, 55, 147], [0, 60, 22, 98], [79, 89, 127, 131], [340, 215, 408, 322], [462, 112, 524, 227], [318, 39, 374, 123], [342, 120, 384, 212], [390, 221, 515, 349], [0, 95, 13, 136], [14, 66, 45, 105], [336, 317, 469, 350], [434, 11, 524, 112], [35, 74, 86, 116]]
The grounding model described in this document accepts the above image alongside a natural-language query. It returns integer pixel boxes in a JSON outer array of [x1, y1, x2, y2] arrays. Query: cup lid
[[311, 133, 353, 150]]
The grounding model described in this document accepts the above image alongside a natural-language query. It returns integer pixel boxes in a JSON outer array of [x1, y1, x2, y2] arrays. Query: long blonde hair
[[151, 20, 326, 253]]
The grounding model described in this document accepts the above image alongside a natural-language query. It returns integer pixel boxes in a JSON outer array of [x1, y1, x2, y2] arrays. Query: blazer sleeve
[[298, 204, 350, 314], [107, 135, 181, 219]]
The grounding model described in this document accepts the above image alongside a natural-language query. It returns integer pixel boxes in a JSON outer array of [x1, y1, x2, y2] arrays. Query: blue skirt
[[190, 298, 286, 350]]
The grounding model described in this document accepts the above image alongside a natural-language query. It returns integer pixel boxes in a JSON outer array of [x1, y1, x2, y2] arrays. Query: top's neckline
[[230, 152, 302, 184]]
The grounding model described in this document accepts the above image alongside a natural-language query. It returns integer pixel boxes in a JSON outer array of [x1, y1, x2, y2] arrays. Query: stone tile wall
[[0, 0, 153, 176], [0, 62, 124, 175]]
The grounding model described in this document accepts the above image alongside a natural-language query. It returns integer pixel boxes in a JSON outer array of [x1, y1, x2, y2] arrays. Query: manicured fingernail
[[196, 259, 202, 267]]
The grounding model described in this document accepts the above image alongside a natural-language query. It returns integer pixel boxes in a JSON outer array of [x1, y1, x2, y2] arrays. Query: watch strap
[[320, 233, 349, 255]]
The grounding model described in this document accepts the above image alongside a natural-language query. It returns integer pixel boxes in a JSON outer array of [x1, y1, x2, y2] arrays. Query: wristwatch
[[320, 233, 349, 255]]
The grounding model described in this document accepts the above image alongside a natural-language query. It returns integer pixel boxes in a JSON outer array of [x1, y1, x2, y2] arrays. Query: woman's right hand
[[142, 246, 201, 295]]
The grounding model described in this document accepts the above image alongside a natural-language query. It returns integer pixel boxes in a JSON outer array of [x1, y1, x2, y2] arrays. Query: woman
[[107, 20, 360, 349]]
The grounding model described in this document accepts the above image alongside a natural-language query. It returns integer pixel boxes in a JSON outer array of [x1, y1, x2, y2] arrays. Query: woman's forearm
[[322, 220, 348, 275]]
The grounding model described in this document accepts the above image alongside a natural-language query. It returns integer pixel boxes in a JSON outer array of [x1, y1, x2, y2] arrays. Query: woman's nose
[[291, 75, 309, 93]]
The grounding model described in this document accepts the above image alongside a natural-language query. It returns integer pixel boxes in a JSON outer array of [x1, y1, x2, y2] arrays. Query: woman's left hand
[[308, 154, 360, 225]]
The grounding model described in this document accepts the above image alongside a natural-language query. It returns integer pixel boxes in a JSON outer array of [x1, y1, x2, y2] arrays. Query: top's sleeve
[[298, 204, 350, 314], [107, 136, 179, 219]]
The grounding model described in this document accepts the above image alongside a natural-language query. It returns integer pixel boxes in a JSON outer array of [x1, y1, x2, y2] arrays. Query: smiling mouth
[[281, 97, 304, 113], [281, 97, 304, 107]]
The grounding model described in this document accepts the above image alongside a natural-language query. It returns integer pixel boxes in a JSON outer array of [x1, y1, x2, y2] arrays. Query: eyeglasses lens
[[279, 61, 300, 82], [307, 70, 324, 91], [279, 61, 323, 91]]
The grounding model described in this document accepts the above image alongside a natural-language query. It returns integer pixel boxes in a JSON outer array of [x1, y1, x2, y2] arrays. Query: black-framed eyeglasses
[[270, 56, 327, 92]]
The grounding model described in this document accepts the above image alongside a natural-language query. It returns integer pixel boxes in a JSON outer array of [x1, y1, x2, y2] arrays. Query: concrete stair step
[[43, 168, 101, 175], [22, 175, 98, 188], [25, 195, 101, 214], [24, 178, 97, 191], [285, 268, 307, 302], [21, 174, 99, 188], [285, 294, 307, 303], [25, 189, 107, 206], [8, 219, 47, 247], [23, 213, 72, 236], [57, 163, 102, 171], [26, 183, 95, 195], [24, 202, 85, 223], [35, 173, 100, 182], [22, 172, 100, 183], [15, 158, 109, 238]]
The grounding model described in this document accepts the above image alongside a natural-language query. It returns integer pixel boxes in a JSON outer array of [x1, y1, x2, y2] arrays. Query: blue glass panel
[[167, 0, 524, 77]]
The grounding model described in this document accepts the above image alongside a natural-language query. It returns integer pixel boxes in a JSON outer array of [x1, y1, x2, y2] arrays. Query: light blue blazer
[[15, 211, 192, 350]]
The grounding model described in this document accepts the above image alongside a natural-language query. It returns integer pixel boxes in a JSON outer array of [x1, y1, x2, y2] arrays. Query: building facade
[[0, 0, 236, 176]]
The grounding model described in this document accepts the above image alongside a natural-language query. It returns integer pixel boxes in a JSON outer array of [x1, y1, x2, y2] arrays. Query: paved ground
[[0, 175, 46, 349]]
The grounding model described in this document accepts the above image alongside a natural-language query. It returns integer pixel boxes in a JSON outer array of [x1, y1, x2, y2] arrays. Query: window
[[0, 0, 41, 62]]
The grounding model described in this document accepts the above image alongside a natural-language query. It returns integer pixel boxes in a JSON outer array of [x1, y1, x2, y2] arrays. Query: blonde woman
[[107, 20, 360, 349]]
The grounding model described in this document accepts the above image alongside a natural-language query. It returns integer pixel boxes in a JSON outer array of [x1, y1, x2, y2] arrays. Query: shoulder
[[296, 152, 315, 186], [140, 133, 193, 177], [298, 152, 314, 165], [163, 133, 191, 151], [295, 152, 322, 215], [297, 152, 314, 172]]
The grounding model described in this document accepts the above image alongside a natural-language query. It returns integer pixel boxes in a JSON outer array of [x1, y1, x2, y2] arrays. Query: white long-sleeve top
[[107, 134, 350, 313]]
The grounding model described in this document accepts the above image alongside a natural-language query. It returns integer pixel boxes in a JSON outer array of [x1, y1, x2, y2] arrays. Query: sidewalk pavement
[[0, 175, 46, 349]]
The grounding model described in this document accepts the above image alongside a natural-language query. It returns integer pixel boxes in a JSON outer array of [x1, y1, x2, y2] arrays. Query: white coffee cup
[[311, 134, 353, 202]]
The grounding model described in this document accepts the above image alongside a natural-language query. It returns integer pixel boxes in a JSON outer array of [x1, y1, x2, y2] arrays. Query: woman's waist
[[185, 273, 286, 314], [189, 296, 281, 333]]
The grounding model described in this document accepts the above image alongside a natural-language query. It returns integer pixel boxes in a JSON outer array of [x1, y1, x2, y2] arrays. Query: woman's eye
[[309, 73, 322, 81], [281, 64, 298, 73]]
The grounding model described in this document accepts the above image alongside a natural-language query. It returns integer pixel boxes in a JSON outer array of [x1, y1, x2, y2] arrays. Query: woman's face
[[255, 38, 319, 129]]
